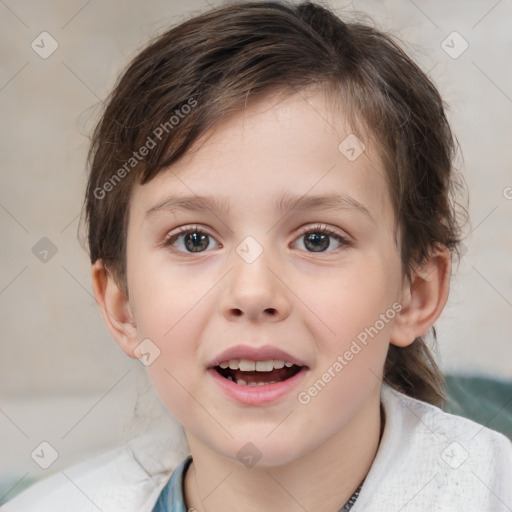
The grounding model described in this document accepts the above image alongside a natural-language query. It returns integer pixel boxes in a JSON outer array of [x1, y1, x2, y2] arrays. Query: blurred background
[[1, 0, 511, 504]]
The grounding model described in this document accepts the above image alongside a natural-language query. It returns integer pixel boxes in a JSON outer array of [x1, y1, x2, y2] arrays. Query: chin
[[215, 436, 308, 469]]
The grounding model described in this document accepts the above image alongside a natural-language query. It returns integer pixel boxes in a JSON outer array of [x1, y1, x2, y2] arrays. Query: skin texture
[[92, 88, 451, 512]]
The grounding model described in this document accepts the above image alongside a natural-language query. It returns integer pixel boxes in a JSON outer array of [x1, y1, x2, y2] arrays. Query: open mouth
[[214, 360, 305, 386]]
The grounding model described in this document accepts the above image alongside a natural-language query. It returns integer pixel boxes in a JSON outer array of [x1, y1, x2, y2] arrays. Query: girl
[[3, 1, 511, 511]]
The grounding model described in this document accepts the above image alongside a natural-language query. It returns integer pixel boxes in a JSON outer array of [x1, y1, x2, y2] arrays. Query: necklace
[[339, 479, 364, 511], [190, 462, 364, 512], [339, 402, 383, 511], [190, 401, 380, 512]]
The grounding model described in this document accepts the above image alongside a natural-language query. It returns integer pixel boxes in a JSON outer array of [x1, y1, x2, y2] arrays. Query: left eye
[[292, 224, 350, 253], [164, 224, 350, 254]]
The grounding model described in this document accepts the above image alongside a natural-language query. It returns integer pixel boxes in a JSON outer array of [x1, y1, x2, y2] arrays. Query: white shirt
[[2, 383, 511, 511]]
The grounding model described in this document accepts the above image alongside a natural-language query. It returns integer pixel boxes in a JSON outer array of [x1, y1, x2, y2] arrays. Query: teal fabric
[[2, 375, 511, 507], [151, 455, 192, 512], [443, 374, 512, 440], [149, 375, 512, 511]]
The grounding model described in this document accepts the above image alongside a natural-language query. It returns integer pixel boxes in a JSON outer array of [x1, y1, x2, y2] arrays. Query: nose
[[220, 245, 291, 323]]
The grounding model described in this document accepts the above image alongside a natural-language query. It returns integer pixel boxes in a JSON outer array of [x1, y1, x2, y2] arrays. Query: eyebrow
[[146, 191, 374, 222]]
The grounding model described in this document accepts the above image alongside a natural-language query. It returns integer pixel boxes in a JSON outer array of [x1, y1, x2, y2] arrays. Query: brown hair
[[84, 0, 467, 406]]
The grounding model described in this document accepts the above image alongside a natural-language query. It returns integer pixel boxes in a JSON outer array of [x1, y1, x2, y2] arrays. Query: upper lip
[[207, 344, 308, 369]]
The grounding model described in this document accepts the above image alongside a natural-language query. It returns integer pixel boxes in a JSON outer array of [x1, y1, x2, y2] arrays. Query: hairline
[[110, 83, 404, 296]]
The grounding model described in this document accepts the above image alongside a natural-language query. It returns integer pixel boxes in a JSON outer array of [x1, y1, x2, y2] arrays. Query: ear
[[91, 260, 139, 359], [390, 246, 452, 348]]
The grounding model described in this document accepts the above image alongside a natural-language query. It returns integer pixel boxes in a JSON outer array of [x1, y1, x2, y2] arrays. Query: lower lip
[[207, 367, 309, 406]]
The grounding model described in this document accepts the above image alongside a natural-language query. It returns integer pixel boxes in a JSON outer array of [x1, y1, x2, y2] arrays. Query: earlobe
[[91, 260, 139, 359], [390, 246, 452, 348]]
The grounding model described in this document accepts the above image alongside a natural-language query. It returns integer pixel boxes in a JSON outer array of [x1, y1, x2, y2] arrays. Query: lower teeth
[[226, 376, 278, 386]]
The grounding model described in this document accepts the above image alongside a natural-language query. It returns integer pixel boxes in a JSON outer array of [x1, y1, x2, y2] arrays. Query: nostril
[[230, 308, 276, 317]]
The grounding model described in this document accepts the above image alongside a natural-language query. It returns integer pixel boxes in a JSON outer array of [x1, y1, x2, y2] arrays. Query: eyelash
[[163, 223, 352, 255]]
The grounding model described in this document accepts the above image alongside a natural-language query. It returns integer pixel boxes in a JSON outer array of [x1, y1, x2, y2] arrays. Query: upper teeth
[[219, 359, 294, 371]]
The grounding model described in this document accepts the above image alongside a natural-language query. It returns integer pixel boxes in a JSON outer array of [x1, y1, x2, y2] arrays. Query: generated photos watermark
[[297, 301, 402, 405], [93, 97, 197, 200]]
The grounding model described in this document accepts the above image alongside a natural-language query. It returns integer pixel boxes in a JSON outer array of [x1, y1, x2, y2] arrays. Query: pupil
[[305, 233, 329, 252], [185, 232, 208, 252]]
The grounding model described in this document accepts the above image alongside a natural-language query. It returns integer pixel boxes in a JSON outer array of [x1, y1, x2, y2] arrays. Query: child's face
[[124, 88, 408, 466]]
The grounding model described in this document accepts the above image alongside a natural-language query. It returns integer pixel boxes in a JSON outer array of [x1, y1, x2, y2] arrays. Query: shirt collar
[[151, 383, 400, 511], [151, 455, 193, 512]]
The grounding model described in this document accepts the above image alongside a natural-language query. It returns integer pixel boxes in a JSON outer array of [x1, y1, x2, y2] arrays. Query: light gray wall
[[1, 0, 511, 499]]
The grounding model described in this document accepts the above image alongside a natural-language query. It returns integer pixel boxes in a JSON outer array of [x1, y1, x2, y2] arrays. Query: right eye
[[164, 225, 221, 254]]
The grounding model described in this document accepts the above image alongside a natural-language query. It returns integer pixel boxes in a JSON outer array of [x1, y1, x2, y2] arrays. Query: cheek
[[135, 295, 210, 432], [304, 260, 400, 344], [145, 358, 193, 425], [298, 251, 402, 398], [130, 276, 205, 368], [127, 254, 224, 416], [128, 249, 214, 338]]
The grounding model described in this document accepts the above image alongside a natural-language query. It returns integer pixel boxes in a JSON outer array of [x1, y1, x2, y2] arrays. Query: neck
[[183, 387, 383, 512]]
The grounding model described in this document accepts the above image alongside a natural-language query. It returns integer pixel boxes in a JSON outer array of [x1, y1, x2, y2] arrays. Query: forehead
[[130, 88, 392, 227]]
